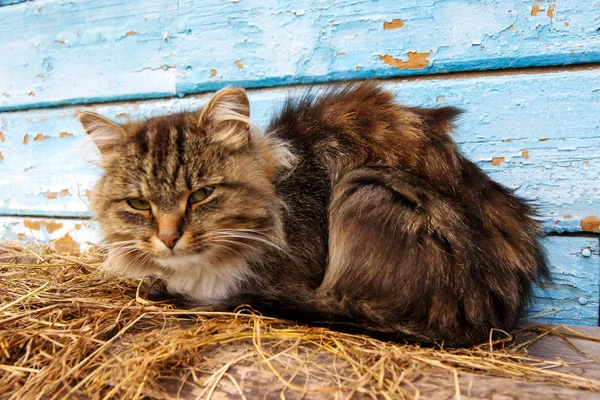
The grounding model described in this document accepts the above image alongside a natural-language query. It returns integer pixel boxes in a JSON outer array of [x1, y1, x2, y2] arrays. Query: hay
[[0, 244, 599, 399]]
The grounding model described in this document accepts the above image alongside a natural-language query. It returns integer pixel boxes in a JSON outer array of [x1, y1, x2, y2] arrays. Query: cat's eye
[[189, 186, 215, 204], [127, 198, 152, 210]]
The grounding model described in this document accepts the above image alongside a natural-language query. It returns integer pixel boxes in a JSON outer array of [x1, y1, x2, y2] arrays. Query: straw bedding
[[1, 244, 599, 399]]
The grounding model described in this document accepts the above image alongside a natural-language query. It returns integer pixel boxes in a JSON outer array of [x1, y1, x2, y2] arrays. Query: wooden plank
[[523, 325, 600, 379], [0, 0, 29, 6], [1, 68, 599, 232], [157, 327, 600, 399], [411, 371, 599, 400], [528, 236, 599, 326], [1, 216, 598, 325], [176, 0, 600, 96], [0, 216, 98, 253], [172, 363, 600, 399], [2, 0, 600, 111], [0, 0, 177, 111]]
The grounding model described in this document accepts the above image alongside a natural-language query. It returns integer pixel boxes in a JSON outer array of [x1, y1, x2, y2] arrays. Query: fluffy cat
[[79, 82, 549, 346]]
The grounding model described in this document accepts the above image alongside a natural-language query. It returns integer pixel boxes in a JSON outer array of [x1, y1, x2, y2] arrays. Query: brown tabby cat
[[79, 82, 549, 346]]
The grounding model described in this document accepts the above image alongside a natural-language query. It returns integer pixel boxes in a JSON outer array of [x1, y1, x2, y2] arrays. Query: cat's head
[[80, 88, 295, 282]]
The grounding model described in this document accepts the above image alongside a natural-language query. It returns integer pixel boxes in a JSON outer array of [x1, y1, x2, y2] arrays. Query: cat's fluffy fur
[[80, 82, 549, 346]]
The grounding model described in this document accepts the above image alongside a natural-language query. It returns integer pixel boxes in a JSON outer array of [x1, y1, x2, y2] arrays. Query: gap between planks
[[4, 62, 600, 114]]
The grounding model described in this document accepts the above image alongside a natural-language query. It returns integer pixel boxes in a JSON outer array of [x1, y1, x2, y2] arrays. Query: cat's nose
[[159, 232, 182, 249]]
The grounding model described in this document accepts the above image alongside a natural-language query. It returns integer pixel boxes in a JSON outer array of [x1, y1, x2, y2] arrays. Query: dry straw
[[0, 244, 599, 399]]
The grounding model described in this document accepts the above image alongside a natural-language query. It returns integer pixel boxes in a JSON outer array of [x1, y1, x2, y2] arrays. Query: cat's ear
[[199, 87, 251, 149], [412, 107, 463, 137], [78, 112, 127, 156]]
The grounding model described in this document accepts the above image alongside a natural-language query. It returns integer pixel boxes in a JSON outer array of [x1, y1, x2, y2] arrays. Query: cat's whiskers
[[210, 229, 291, 257], [215, 233, 281, 251], [102, 246, 148, 263], [120, 248, 153, 272], [209, 238, 263, 253], [217, 227, 279, 237], [104, 242, 142, 255], [101, 239, 156, 273], [105, 245, 140, 260], [98, 240, 140, 252], [213, 228, 283, 246], [211, 234, 273, 250], [203, 243, 245, 261], [110, 248, 143, 263], [178, 238, 253, 264]]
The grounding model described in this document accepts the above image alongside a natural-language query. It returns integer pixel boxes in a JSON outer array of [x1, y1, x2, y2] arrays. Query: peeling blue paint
[[178, 0, 600, 96], [1, 69, 598, 233], [2, 0, 600, 111], [0, 0, 177, 111], [0, 0, 29, 6], [529, 236, 600, 325]]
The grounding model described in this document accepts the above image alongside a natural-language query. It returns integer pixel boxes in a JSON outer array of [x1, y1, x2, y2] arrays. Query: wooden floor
[[432, 325, 600, 400], [161, 324, 600, 399], [409, 324, 600, 400], [433, 325, 600, 400]]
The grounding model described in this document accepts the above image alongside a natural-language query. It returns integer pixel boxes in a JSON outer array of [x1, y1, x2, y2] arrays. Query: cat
[[79, 81, 549, 347]]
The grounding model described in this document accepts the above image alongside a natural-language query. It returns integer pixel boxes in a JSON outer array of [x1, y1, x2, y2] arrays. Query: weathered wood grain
[[0, 0, 177, 111], [523, 325, 600, 379], [176, 0, 600, 96], [2, 0, 600, 111], [1, 216, 597, 325], [413, 371, 600, 400], [1, 69, 599, 232], [170, 363, 600, 399], [0, 0, 29, 6], [0, 216, 98, 253], [146, 326, 600, 399], [529, 236, 599, 326]]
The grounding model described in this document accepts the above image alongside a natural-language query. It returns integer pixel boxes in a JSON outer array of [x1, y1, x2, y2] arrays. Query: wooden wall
[[0, 0, 599, 325]]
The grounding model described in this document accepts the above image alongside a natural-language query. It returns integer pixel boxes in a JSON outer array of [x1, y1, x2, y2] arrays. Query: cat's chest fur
[[155, 254, 253, 301], [102, 252, 253, 302]]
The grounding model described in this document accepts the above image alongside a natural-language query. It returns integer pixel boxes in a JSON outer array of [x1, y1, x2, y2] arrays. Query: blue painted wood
[[529, 236, 599, 326], [0, 216, 98, 253], [2, 0, 600, 111], [0, 0, 29, 6], [1, 69, 598, 232], [177, 0, 600, 96], [2, 217, 598, 325], [0, 0, 177, 111]]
